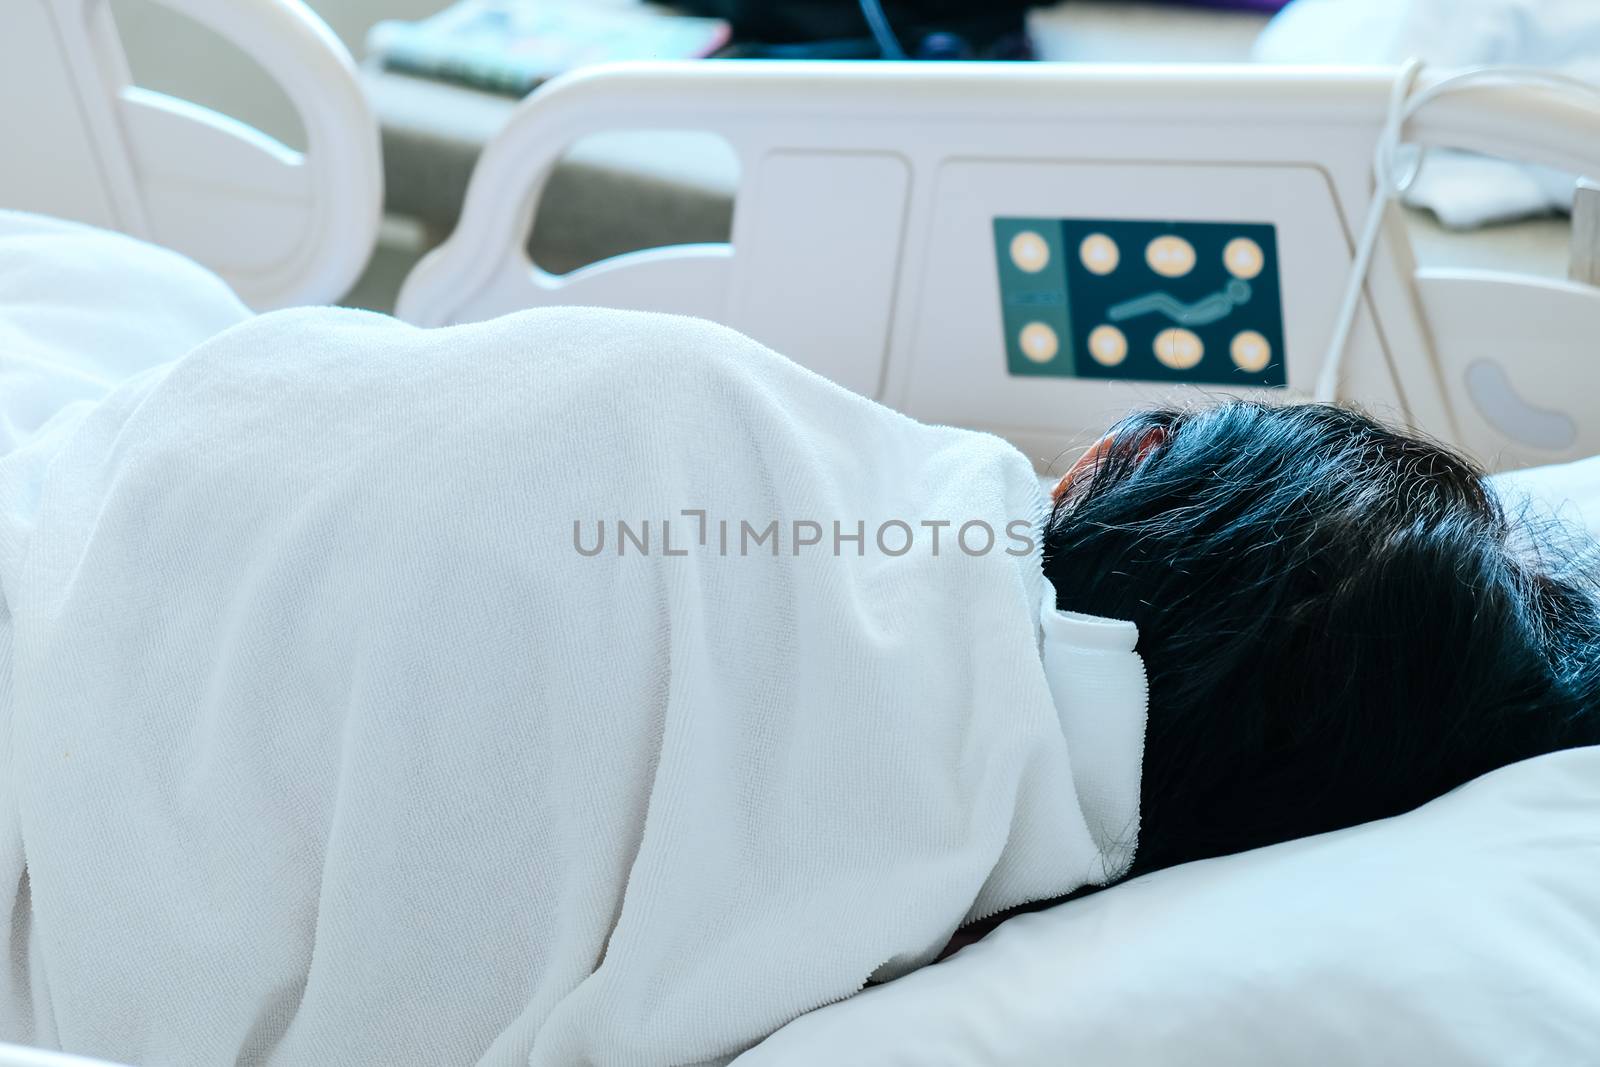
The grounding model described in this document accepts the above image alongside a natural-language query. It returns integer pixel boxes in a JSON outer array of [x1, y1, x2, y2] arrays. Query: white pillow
[[735, 744, 1600, 1066], [1493, 453, 1600, 540], [736, 458, 1600, 1067]]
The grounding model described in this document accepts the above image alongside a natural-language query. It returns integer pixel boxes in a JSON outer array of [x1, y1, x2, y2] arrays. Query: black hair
[[1042, 401, 1600, 881]]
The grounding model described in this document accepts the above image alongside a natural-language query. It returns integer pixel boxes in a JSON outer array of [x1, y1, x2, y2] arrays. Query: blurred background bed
[[104, 0, 1572, 313]]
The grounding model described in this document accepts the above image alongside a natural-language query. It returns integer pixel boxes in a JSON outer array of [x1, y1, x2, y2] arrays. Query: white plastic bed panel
[[397, 63, 1600, 471], [730, 150, 911, 398], [0, 0, 381, 310], [908, 159, 1383, 460], [1417, 271, 1600, 470]]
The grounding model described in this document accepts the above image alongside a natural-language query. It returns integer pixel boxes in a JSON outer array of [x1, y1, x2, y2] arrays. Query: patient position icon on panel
[[994, 217, 1288, 388]]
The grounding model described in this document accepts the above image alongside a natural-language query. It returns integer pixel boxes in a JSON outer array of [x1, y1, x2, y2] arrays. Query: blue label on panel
[[994, 217, 1288, 388]]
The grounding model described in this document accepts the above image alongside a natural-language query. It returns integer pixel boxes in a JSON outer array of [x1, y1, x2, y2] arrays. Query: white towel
[[0, 216, 1147, 1067], [1255, 0, 1597, 229]]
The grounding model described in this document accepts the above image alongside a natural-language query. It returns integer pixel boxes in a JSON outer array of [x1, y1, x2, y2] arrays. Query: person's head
[[1042, 401, 1600, 880]]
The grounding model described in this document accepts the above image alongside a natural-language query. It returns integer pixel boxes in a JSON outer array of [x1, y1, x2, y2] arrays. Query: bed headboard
[[0, 0, 381, 310], [397, 62, 1600, 472]]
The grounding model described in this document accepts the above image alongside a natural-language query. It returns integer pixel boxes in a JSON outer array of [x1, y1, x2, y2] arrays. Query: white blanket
[[0, 216, 1145, 1066]]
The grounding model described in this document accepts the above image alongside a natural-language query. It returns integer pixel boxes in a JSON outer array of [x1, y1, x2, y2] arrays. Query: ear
[[1052, 437, 1112, 503], [1051, 427, 1168, 503]]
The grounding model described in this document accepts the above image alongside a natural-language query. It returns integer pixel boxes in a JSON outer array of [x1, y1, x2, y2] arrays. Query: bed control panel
[[993, 217, 1288, 388], [905, 160, 1380, 460]]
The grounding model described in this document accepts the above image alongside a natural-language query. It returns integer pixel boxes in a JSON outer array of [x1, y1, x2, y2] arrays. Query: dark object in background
[[680, 0, 1037, 61]]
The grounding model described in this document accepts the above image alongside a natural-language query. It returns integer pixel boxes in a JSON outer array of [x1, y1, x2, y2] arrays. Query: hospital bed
[[2, 3, 1599, 1066], [12, 1, 1598, 473], [396, 60, 1600, 475]]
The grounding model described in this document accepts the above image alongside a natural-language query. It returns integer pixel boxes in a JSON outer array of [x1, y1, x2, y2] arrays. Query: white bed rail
[[0, 0, 381, 310], [398, 62, 1600, 470]]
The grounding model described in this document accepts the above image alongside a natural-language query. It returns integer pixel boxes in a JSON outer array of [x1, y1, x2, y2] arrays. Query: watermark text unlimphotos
[[573, 510, 1037, 558]]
